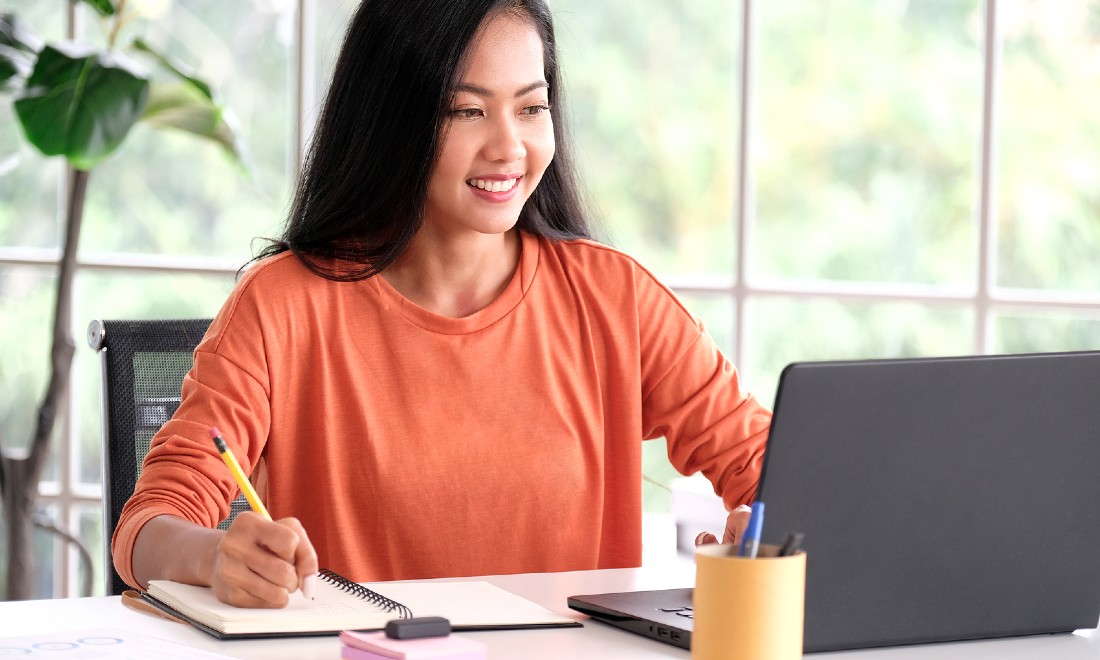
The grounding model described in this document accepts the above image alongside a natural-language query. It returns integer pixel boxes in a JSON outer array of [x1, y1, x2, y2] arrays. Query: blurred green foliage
[[751, 0, 981, 285], [998, 2, 1100, 290], [554, 0, 738, 276]]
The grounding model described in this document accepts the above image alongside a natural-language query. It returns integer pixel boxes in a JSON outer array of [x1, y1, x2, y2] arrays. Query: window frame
[[6, 0, 1099, 598]]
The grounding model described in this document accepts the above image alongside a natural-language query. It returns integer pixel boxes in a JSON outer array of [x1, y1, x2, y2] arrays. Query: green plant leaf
[[130, 38, 213, 100], [0, 13, 39, 90], [0, 43, 33, 90], [79, 0, 117, 17], [141, 80, 242, 163], [14, 42, 149, 170], [0, 12, 44, 53]]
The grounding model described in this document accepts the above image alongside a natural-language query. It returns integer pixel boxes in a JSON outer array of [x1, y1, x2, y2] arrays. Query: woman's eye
[[450, 108, 483, 120], [521, 104, 551, 117]]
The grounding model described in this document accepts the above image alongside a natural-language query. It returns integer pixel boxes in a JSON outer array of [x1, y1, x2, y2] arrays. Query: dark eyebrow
[[454, 81, 549, 98]]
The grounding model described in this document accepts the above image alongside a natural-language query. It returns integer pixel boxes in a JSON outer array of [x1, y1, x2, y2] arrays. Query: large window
[[1, 0, 1098, 598]]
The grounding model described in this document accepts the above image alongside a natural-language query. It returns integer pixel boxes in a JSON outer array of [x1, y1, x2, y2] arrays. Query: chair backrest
[[88, 318, 249, 595]]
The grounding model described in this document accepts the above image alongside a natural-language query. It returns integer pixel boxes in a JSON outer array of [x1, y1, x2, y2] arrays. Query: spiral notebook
[[141, 569, 580, 640]]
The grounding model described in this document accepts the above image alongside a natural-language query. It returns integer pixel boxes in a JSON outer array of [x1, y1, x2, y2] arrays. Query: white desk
[[3, 565, 1099, 659]]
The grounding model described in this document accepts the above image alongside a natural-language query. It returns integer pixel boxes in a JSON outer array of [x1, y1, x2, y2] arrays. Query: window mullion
[[734, 0, 756, 375], [976, 0, 1002, 354]]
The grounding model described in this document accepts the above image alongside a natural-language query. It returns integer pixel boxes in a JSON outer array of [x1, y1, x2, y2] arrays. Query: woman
[[114, 0, 771, 608]]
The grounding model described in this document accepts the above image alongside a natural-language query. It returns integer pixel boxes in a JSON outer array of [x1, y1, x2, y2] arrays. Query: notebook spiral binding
[[318, 569, 413, 619]]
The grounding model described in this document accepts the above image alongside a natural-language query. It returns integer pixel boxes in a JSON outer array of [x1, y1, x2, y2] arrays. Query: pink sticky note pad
[[340, 630, 487, 660]]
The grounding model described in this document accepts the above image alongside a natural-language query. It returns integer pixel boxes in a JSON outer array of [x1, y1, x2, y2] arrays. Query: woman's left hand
[[694, 504, 752, 547]]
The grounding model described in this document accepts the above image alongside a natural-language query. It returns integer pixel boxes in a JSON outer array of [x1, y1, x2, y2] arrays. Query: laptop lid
[[759, 351, 1100, 651], [569, 351, 1100, 653]]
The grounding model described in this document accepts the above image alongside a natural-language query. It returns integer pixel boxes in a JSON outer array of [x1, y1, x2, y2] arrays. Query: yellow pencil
[[210, 426, 315, 600], [209, 426, 271, 520]]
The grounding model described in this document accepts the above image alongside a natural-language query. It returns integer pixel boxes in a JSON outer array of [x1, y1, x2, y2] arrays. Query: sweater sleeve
[[637, 271, 771, 512], [110, 272, 273, 589]]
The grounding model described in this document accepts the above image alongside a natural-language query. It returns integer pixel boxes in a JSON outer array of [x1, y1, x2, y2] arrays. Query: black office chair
[[88, 318, 250, 595]]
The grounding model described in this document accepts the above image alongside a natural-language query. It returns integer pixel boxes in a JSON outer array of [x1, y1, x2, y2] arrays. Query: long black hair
[[254, 0, 592, 281]]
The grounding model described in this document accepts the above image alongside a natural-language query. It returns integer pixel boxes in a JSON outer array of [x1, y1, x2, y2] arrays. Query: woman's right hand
[[211, 511, 319, 608], [693, 504, 752, 548]]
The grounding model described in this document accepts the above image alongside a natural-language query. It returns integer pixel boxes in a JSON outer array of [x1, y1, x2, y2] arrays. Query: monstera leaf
[[2, 6, 240, 170], [0, 12, 43, 52], [142, 80, 243, 160], [0, 13, 42, 90], [0, 43, 31, 89], [133, 38, 242, 162], [14, 42, 149, 170]]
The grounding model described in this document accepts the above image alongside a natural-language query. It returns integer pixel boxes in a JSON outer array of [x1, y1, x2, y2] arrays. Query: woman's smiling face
[[422, 12, 555, 238]]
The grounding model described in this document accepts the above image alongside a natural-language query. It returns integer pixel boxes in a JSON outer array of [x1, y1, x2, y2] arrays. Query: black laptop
[[569, 351, 1100, 652]]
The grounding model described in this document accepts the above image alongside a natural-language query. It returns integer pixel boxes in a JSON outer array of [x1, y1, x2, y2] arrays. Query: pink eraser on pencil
[[340, 630, 486, 660], [209, 427, 221, 439]]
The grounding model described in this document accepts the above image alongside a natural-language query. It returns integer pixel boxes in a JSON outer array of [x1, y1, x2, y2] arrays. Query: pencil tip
[[302, 574, 317, 601]]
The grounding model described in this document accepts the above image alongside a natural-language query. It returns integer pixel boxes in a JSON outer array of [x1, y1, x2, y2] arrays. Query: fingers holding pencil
[[213, 512, 305, 607], [279, 516, 319, 601], [209, 427, 318, 607]]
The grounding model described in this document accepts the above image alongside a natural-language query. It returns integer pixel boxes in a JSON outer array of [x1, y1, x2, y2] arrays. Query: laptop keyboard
[[658, 606, 694, 620]]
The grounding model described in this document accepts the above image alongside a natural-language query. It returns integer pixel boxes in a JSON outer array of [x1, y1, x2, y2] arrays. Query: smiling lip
[[466, 174, 523, 202]]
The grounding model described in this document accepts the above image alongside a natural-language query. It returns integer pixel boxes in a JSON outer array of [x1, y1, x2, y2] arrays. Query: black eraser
[[384, 616, 452, 639]]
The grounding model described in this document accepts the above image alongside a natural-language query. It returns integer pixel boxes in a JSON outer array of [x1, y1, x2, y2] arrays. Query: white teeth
[[467, 178, 518, 193]]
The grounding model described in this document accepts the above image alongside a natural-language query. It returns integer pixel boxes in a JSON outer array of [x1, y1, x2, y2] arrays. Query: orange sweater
[[113, 231, 770, 587]]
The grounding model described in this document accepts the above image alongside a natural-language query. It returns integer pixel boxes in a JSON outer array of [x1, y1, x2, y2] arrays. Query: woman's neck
[[381, 228, 521, 318]]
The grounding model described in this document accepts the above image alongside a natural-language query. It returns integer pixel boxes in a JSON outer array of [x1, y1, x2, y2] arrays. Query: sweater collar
[[370, 231, 540, 335]]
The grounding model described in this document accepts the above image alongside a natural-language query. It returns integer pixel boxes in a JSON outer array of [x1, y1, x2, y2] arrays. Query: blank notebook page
[[365, 581, 576, 628], [147, 579, 393, 634]]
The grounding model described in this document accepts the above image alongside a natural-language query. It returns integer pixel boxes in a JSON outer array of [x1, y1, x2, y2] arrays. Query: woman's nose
[[483, 117, 526, 163]]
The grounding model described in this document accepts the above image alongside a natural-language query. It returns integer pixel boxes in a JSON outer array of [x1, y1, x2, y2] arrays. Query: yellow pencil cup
[[692, 543, 806, 660]]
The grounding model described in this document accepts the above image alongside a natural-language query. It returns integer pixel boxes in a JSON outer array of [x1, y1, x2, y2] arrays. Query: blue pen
[[738, 501, 765, 559]]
